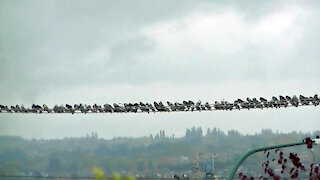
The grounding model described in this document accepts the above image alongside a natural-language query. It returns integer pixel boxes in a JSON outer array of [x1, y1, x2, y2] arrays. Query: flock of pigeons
[[0, 94, 319, 114]]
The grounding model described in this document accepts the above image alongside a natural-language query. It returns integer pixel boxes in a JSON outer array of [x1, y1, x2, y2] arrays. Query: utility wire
[[0, 100, 318, 115]]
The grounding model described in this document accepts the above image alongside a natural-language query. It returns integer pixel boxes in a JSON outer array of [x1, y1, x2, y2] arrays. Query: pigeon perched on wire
[[279, 96, 288, 108], [271, 96, 280, 108], [188, 101, 195, 111], [167, 101, 177, 111], [224, 101, 234, 111], [311, 94, 319, 106], [299, 95, 311, 105], [204, 102, 211, 110], [290, 95, 299, 107], [103, 104, 113, 113], [233, 100, 241, 110], [139, 102, 150, 113], [246, 98, 255, 109], [253, 98, 263, 109], [113, 103, 123, 113], [146, 103, 156, 113], [195, 101, 202, 111], [10, 105, 19, 113], [132, 103, 139, 113], [214, 101, 223, 110], [32, 104, 43, 113], [159, 101, 169, 112], [66, 104, 75, 114], [175, 102, 185, 111], [0, 105, 11, 113], [183, 101, 191, 111], [238, 99, 250, 110]]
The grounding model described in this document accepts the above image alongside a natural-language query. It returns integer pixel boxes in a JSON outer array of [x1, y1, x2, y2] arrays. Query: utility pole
[[211, 153, 217, 176], [193, 152, 202, 180]]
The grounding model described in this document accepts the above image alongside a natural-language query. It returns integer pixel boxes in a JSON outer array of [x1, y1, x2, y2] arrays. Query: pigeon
[[311, 94, 319, 106], [224, 101, 234, 111], [93, 104, 103, 113], [0, 105, 11, 113], [240, 100, 250, 110], [124, 103, 133, 112], [291, 95, 299, 107], [20, 105, 29, 113], [42, 104, 52, 113], [279, 96, 288, 108], [271, 96, 280, 108], [103, 104, 113, 113], [146, 103, 156, 113], [154, 101, 167, 112], [32, 104, 43, 113], [188, 101, 195, 111], [113, 103, 122, 113], [140, 102, 150, 113], [167, 101, 177, 111], [11, 105, 19, 113], [259, 97, 269, 108], [154, 102, 162, 112], [200, 103, 206, 110], [204, 102, 211, 110], [246, 98, 255, 109], [66, 104, 75, 114], [78, 104, 87, 113], [159, 101, 169, 112], [214, 101, 223, 110], [174, 102, 185, 111], [60, 105, 68, 113], [285, 96, 292, 106], [183, 101, 191, 111], [195, 101, 202, 111], [233, 100, 240, 110], [53, 105, 62, 113], [132, 103, 139, 113], [16, 105, 22, 113], [299, 95, 309, 105], [253, 98, 263, 109]]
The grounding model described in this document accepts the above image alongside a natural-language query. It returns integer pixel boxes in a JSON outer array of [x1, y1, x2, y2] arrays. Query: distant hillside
[[0, 128, 318, 178]]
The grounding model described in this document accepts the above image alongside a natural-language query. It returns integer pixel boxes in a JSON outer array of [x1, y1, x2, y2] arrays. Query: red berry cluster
[[239, 149, 319, 179]]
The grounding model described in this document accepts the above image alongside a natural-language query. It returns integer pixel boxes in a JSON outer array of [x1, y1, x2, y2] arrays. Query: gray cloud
[[0, 0, 319, 138]]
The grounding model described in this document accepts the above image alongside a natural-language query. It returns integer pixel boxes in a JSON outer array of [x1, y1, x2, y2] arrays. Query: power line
[[0, 94, 319, 114]]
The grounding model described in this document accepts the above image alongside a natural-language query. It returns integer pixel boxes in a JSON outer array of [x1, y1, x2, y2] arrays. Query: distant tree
[[48, 155, 61, 173], [185, 129, 191, 138], [155, 133, 159, 139], [148, 160, 154, 170], [206, 128, 211, 136], [197, 127, 203, 136], [137, 160, 145, 171], [228, 130, 241, 137]]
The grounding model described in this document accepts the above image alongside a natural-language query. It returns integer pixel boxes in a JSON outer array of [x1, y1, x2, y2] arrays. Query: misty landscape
[[1, 128, 319, 179], [1, 0, 320, 179]]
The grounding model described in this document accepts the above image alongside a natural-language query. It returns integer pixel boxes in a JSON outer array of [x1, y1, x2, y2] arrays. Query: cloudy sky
[[0, 0, 319, 139]]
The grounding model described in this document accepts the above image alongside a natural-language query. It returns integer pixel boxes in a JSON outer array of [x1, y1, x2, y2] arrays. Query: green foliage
[[92, 167, 104, 180], [92, 167, 135, 180]]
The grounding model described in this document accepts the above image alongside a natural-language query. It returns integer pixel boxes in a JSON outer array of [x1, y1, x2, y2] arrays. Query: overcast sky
[[0, 0, 319, 139]]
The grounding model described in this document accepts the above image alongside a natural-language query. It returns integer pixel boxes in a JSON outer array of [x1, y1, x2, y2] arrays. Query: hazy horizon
[[1, 126, 319, 141]]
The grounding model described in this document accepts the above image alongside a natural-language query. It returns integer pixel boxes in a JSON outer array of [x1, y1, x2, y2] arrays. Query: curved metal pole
[[227, 141, 305, 180]]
